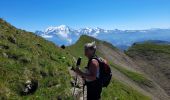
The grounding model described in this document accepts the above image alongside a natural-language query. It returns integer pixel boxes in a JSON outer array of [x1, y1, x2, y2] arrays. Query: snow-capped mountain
[[36, 25, 109, 37], [35, 25, 170, 50], [45, 25, 70, 34], [35, 25, 109, 45], [35, 25, 78, 44]]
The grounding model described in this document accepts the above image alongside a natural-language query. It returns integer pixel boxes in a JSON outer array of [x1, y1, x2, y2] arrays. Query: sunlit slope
[[0, 18, 74, 99]]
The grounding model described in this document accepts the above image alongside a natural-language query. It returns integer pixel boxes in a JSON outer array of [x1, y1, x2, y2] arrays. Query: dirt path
[[68, 67, 87, 100]]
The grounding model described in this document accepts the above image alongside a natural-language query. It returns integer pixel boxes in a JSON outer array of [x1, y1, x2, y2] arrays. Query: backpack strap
[[87, 55, 100, 69], [87, 55, 103, 78], [86, 55, 102, 84]]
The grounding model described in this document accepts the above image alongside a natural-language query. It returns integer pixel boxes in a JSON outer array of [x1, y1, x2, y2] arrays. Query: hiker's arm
[[75, 59, 98, 80], [85, 59, 98, 80]]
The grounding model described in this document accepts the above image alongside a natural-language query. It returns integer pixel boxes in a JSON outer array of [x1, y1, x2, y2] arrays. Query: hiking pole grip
[[76, 57, 82, 67], [71, 57, 82, 70]]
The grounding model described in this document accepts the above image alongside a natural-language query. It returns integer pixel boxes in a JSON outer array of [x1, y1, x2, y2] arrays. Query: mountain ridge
[[67, 35, 170, 100], [35, 25, 170, 50]]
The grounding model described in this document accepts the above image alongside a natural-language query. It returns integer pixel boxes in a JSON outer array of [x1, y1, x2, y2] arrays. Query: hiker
[[74, 41, 102, 100]]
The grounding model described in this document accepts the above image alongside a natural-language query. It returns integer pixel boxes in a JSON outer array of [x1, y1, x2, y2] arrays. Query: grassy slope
[[0, 19, 74, 99], [125, 43, 170, 57], [111, 64, 153, 88], [67, 35, 118, 67], [125, 42, 170, 97], [102, 78, 150, 100], [66, 35, 150, 100]]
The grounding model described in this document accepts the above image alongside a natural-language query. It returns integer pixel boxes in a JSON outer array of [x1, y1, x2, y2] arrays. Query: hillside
[[67, 35, 152, 100], [0, 19, 74, 99], [1, 19, 170, 100], [67, 35, 170, 100], [126, 43, 170, 98]]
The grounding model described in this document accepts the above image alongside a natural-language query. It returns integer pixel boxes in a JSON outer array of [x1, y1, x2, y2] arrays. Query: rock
[[60, 45, 66, 49], [70, 80, 75, 87], [0, 45, 9, 49], [69, 67, 86, 100], [8, 54, 18, 60], [40, 71, 48, 77], [0, 34, 5, 39], [20, 57, 31, 63], [2, 52, 8, 58], [57, 96, 62, 100], [36, 43, 42, 47], [20, 79, 38, 95], [8, 36, 16, 44]]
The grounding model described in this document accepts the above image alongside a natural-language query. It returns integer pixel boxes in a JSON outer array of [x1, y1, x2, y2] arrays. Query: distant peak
[[57, 25, 69, 28], [45, 25, 70, 33]]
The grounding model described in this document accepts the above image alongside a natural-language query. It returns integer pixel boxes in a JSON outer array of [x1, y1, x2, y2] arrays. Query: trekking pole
[[82, 81, 85, 100], [72, 57, 82, 96]]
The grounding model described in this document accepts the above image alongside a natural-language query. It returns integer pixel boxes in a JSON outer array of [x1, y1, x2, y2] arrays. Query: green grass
[[125, 43, 170, 58], [111, 64, 153, 88], [102, 78, 151, 100], [0, 18, 74, 99]]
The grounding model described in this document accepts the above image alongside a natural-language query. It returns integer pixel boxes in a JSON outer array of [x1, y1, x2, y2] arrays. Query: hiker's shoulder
[[91, 58, 99, 65], [91, 58, 98, 62]]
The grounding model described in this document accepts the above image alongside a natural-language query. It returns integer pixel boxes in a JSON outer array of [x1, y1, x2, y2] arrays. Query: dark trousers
[[86, 80, 102, 100]]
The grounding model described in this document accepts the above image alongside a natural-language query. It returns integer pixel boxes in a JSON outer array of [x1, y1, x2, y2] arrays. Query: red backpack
[[88, 55, 112, 87]]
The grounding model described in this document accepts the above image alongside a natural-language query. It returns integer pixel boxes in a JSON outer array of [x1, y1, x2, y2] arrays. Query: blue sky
[[0, 0, 170, 32]]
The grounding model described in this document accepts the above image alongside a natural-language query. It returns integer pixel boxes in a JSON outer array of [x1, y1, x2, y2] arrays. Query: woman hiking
[[74, 41, 102, 100]]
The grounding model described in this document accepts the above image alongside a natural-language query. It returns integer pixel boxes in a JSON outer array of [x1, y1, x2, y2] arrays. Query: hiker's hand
[[74, 67, 80, 73], [73, 68, 84, 77], [75, 68, 83, 76], [82, 76, 86, 80]]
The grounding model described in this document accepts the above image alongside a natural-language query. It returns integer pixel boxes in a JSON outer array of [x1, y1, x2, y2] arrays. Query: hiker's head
[[84, 41, 96, 58]]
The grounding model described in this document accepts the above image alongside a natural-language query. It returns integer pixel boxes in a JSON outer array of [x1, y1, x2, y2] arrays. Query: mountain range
[[35, 25, 170, 50]]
